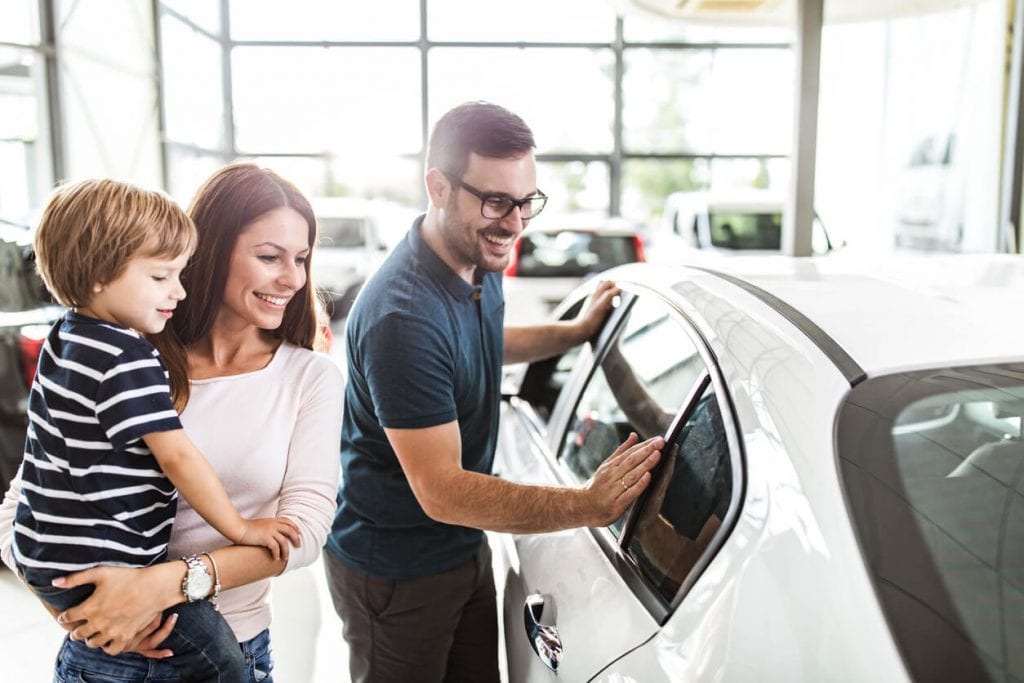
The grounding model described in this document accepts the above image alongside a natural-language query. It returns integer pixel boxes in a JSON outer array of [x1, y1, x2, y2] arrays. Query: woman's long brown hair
[[152, 162, 322, 411]]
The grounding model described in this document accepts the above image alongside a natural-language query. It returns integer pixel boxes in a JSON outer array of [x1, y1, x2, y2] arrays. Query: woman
[[0, 162, 344, 681]]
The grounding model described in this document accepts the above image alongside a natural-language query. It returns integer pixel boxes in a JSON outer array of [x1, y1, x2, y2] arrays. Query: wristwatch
[[181, 554, 213, 602]]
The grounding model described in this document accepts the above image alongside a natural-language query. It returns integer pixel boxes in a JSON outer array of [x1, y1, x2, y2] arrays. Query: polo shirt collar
[[407, 214, 484, 301]]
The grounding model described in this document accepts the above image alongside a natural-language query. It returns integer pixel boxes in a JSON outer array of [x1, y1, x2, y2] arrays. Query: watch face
[[186, 567, 213, 600]]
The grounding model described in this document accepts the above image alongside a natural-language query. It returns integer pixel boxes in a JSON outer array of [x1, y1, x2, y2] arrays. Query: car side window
[[515, 299, 588, 422], [557, 295, 706, 499], [626, 383, 732, 604]]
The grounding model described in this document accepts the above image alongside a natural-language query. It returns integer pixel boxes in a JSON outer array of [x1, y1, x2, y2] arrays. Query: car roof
[[610, 254, 1024, 378]]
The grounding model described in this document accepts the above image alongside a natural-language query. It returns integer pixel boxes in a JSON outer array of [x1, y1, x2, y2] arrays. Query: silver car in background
[[494, 255, 1024, 682]]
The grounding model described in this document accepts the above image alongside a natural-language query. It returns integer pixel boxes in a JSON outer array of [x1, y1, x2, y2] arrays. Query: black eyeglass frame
[[443, 172, 548, 221]]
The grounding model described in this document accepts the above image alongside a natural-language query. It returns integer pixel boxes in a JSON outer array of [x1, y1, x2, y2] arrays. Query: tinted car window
[[559, 297, 704, 481], [558, 296, 706, 535], [515, 230, 638, 278], [837, 364, 1024, 683], [708, 210, 782, 250], [627, 384, 731, 604]]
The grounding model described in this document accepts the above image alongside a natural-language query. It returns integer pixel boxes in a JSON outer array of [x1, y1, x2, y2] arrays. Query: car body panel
[[588, 272, 906, 681], [495, 401, 661, 681], [495, 255, 1024, 681], [658, 254, 1024, 375]]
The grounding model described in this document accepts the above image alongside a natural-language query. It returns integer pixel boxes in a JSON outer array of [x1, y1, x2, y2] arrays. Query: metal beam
[[610, 17, 624, 216], [1000, 0, 1024, 253], [784, 0, 823, 256], [221, 0, 235, 163], [152, 0, 169, 190], [39, 0, 64, 182]]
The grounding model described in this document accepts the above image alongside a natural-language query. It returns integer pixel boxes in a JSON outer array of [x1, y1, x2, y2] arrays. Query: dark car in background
[[502, 215, 646, 325], [0, 221, 62, 496]]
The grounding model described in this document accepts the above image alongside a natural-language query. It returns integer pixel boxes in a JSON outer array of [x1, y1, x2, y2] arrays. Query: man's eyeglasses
[[444, 173, 548, 222]]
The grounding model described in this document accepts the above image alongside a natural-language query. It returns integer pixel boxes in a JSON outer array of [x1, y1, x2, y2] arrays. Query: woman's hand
[[126, 613, 177, 659], [53, 563, 181, 656]]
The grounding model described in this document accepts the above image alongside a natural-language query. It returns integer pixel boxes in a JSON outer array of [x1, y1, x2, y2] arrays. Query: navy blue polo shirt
[[325, 215, 504, 579]]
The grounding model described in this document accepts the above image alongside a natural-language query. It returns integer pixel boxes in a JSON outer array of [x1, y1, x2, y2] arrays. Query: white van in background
[[655, 189, 834, 261]]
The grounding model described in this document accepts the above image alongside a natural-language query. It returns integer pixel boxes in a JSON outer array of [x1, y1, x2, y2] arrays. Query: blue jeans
[[51, 605, 273, 682]]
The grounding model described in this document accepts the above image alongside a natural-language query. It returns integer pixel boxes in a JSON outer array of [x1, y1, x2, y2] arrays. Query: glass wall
[[0, 0, 50, 226], [7, 1, 1012, 255], [56, 0, 162, 187], [817, 0, 1007, 253], [157, 0, 795, 231]]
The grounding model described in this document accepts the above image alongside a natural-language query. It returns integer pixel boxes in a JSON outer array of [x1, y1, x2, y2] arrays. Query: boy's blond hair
[[34, 179, 196, 308]]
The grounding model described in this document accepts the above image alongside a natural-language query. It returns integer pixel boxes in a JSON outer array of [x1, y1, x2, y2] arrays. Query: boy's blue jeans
[[52, 623, 274, 682], [22, 565, 249, 681]]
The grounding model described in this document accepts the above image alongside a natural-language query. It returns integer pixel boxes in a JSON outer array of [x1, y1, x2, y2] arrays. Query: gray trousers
[[324, 542, 500, 683]]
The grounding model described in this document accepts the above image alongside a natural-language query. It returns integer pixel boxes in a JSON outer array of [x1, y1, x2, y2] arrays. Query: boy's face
[[80, 251, 189, 334]]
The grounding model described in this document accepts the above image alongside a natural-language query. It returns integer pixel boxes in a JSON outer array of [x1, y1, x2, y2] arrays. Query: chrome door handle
[[524, 592, 563, 673]]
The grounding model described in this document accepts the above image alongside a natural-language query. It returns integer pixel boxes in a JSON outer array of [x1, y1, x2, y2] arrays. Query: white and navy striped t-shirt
[[13, 311, 183, 575]]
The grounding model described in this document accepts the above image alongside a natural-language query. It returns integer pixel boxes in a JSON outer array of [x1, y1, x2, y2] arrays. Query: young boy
[[13, 178, 300, 680]]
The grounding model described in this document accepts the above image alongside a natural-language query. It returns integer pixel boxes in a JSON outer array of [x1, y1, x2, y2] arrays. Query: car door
[[495, 288, 743, 681]]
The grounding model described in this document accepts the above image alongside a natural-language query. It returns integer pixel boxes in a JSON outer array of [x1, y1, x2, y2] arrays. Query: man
[[324, 101, 663, 682]]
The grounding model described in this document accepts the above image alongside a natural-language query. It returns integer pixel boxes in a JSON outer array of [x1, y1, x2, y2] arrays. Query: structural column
[[784, 0, 824, 257]]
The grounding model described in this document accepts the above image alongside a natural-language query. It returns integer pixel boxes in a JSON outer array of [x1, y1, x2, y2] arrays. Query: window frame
[[506, 281, 747, 622]]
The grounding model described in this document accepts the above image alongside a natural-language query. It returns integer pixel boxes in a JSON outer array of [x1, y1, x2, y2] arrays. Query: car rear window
[[708, 210, 782, 250], [515, 230, 638, 278], [837, 364, 1024, 683], [318, 217, 368, 248]]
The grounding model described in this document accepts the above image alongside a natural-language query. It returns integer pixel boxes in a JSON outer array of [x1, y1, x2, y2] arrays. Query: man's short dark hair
[[426, 101, 536, 178]]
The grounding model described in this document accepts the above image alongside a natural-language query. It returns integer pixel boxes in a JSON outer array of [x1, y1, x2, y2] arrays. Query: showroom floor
[[0, 556, 349, 681]]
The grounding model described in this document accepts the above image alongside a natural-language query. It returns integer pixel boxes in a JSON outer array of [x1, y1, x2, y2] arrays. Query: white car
[[312, 197, 389, 320], [502, 217, 645, 326], [656, 189, 834, 259], [494, 254, 1024, 682]]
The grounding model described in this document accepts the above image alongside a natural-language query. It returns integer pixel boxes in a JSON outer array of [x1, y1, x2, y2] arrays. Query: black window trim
[[535, 281, 748, 623]]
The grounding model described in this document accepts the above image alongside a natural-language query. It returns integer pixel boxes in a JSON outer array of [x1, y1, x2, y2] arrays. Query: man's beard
[[441, 199, 513, 273]]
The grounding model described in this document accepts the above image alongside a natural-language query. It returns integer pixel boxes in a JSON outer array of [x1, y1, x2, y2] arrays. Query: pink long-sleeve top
[[2, 342, 344, 643]]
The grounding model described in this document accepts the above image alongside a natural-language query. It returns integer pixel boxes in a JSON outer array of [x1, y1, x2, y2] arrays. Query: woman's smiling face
[[220, 206, 311, 331]]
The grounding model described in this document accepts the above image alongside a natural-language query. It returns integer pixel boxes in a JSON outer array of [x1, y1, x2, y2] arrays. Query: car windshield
[[707, 210, 782, 250], [318, 216, 367, 248], [515, 230, 638, 278], [836, 364, 1024, 682]]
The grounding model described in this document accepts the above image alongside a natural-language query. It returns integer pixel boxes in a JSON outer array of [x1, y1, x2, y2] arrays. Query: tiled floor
[[0, 556, 348, 681]]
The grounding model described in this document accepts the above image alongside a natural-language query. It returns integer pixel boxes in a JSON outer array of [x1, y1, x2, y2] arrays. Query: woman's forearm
[[208, 544, 287, 591]]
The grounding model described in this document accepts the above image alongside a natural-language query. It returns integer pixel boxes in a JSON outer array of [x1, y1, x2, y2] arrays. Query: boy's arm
[[141, 430, 299, 558]]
